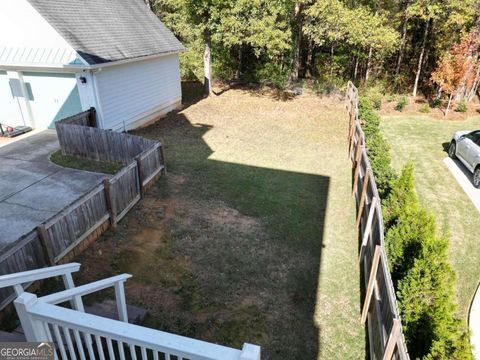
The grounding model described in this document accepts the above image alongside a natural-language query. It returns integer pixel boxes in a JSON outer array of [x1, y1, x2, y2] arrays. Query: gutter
[[79, 50, 185, 70], [0, 49, 184, 73]]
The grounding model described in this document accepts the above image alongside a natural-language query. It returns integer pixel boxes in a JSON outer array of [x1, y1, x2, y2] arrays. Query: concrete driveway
[[0, 130, 105, 249], [444, 157, 480, 213]]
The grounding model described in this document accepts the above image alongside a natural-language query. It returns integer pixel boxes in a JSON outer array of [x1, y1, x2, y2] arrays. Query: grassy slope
[[50, 150, 123, 174], [76, 85, 364, 359], [381, 114, 480, 318]]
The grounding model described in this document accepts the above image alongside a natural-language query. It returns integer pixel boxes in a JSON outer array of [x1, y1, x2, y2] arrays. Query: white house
[[0, 0, 184, 132]]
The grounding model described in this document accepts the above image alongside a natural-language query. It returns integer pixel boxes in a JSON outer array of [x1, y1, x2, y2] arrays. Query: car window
[[466, 132, 480, 143]]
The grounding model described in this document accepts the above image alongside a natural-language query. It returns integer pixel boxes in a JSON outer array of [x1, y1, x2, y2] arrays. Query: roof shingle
[[26, 0, 184, 65]]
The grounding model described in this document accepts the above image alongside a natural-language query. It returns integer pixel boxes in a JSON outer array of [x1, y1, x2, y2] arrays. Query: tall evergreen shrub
[[382, 165, 472, 359], [358, 98, 396, 198]]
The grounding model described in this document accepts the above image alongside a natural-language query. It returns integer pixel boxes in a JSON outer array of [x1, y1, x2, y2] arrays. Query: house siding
[[94, 54, 182, 131]]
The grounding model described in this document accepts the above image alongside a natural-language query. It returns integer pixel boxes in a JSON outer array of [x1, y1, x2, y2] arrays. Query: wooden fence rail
[[0, 108, 165, 311], [346, 81, 410, 360]]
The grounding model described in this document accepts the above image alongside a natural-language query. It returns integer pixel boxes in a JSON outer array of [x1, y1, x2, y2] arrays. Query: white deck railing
[[15, 292, 260, 360], [0, 264, 261, 360]]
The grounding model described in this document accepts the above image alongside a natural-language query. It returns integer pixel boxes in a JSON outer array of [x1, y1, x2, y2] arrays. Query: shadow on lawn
[[127, 99, 330, 359]]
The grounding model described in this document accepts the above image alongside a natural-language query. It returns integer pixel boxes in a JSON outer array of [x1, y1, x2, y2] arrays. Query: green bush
[[456, 99, 468, 113], [383, 165, 472, 359], [361, 83, 387, 110], [419, 103, 431, 113], [371, 95, 382, 110], [358, 98, 396, 198], [395, 96, 409, 112], [386, 94, 397, 103], [432, 98, 443, 108]]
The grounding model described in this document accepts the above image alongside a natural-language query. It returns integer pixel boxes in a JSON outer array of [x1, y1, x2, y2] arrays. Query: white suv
[[449, 130, 480, 188]]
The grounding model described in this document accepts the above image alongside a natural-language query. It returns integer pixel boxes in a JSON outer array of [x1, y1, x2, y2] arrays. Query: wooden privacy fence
[[346, 81, 410, 360], [0, 109, 166, 311]]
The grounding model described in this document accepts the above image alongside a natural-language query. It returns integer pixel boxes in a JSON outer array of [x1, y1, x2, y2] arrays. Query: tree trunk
[[445, 92, 454, 117], [291, 2, 303, 82], [365, 46, 373, 82], [395, 2, 410, 78], [203, 29, 213, 96], [306, 40, 314, 78], [330, 42, 335, 79], [235, 46, 242, 80], [468, 63, 480, 101], [354, 56, 359, 81], [413, 18, 430, 97]]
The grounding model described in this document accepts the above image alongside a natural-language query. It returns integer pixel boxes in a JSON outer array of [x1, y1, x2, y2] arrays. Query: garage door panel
[[22, 72, 82, 129]]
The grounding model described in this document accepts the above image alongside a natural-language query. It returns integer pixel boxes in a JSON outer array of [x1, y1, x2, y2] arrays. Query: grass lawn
[[381, 114, 480, 319], [50, 150, 123, 174], [75, 83, 364, 359]]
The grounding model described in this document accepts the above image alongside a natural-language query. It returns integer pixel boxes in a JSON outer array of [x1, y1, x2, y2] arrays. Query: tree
[[303, 0, 397, 82], [432, 30, 480, 116], [157, 0, 292, 93]]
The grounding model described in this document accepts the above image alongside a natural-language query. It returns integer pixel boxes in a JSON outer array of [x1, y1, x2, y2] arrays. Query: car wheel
[[474, 167, 480, 189], [449, 142, 457, 159]]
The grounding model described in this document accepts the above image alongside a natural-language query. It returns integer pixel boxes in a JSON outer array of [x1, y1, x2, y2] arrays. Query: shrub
[[361, 82, 386, 110], [419, 103, 431, 113], [383, 165, 473, 359], [456, 99, 468, 113], [395, 96, 409, 112], [432, 98, 443, 108], [386, 94, 397, 103], [371, 94, 383, 110], [358, 98, 396, 198]]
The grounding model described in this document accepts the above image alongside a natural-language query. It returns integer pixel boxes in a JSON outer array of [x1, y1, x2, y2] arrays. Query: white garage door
[[22, 72, 82, 129], [0, 71, 25, 128]]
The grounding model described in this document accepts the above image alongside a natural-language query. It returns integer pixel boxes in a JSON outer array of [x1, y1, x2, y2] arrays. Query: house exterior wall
[[93, 54, 182, 131]]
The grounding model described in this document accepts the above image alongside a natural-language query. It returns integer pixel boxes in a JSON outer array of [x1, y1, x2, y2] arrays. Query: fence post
[[89, 107, 97, 128], [37, 225, 55, 266], [135, 157, 144, 198], [361, 245, 381, 324], [240, 343, 261, 360], [62, 273, 85, 313], [159, 142, 167, 175], [103, 178, 117, 229], [14, 293, 50, 342], [356, 169, 371, 227], [114, 281, 129, 322], [382, 318, 401, 360], [359, 196, 378, 264], [352, 138, 364, 196], [348, 122, 356, 158]]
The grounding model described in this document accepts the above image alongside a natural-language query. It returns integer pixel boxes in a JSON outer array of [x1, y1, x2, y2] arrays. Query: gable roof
[[26, 0, 184, 66]]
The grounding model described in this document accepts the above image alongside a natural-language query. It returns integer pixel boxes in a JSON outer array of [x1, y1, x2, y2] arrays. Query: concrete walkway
[[0, 130, 105, 249], [443, 157, 480, 213], [443, 157, 480, 358]]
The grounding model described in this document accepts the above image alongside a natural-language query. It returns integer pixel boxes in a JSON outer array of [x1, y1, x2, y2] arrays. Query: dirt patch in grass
[[74, 85, 364, 359], [50, 150, 123, 174]]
